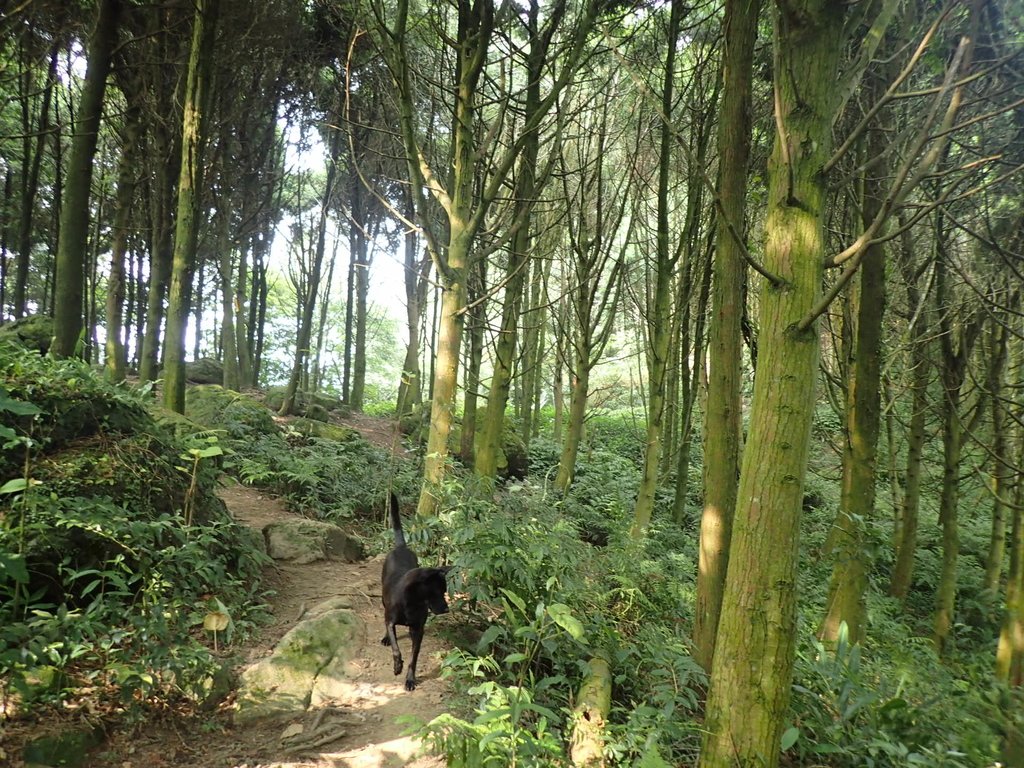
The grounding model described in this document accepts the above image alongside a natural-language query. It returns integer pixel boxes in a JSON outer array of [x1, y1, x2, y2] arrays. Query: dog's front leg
[[386, 622, 403, 676], [405, 624, 424, 691]]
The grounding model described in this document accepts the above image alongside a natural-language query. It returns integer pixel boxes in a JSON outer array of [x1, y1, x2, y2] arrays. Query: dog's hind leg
[[405, 624, 424, 691], [386, 621, 403, 676]]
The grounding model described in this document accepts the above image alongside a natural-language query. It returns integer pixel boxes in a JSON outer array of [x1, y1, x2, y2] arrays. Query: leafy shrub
[[0, 349, 268, 717], [231, 427, 418, 524], [413, 481, 706, 766], [788, 623, 999, 767]]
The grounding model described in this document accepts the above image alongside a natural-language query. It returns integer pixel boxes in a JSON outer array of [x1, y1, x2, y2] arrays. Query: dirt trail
[[94, 483, 450, 768]]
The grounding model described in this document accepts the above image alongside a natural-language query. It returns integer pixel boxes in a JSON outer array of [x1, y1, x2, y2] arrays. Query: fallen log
[[569, 653, 612, 767]]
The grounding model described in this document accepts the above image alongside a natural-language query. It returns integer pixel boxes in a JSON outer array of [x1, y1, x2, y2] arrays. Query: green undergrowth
[[400, 475, 705, 767], [0, 346, 268, 723], [397, 441, 1003, 767]]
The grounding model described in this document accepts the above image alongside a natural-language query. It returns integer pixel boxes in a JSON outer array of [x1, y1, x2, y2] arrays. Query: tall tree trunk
[[631, 0, 684, 537], [397, 193, 426, 415], [698, 0, 844, 764], [820, 104, 888, 644], [996, 374, 1024, 685], [984, 322, 1010, 595], [350, 181, 370, 409], [52, 0, 120, 358], [693, 0, 760, 671], [104, 107, 142, 382], [280, 151, 337, 416], [932, 238, 980, 655], [14, 44, 58, 319], [460, 259, 486, 465], [138, 121, 178, 382], [475, 0, 543, 481], [218, 206, 240, 391], [162, 0, 219, 412], [889, 225, 929, 601]]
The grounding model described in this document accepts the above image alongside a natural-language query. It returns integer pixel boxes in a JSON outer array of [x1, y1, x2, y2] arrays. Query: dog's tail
[[389, 492, 406, 548]]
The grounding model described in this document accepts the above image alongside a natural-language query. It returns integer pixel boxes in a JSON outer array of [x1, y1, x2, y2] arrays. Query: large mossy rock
[[290, 417, 358, 442], [0, 314, 53, 354], [185, 384, 280, 439], [235, 599, 361, 723], [185, 357, 223, 384], [263, 519, 364, 564], [263, 387, 347, 420]]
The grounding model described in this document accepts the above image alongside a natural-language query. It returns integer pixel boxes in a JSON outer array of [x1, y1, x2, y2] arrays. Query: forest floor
[[4, 414, 453, 768], [91, 482, 450, 768]]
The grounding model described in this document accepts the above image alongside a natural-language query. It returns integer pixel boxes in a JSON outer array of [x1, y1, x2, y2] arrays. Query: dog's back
[[383, 492, 418, 588]]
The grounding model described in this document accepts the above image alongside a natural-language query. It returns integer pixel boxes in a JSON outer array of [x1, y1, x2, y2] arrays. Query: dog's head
[[425, 568, 450, 615]]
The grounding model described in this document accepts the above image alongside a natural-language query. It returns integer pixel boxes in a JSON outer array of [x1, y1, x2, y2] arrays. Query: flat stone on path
[[235, 598, 361, 724]]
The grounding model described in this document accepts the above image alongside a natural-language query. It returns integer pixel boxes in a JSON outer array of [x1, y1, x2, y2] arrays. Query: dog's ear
[[440, 565, 453, 576]]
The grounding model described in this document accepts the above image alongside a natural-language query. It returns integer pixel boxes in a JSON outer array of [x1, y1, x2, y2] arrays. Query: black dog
[[381, 493, 450, 691]]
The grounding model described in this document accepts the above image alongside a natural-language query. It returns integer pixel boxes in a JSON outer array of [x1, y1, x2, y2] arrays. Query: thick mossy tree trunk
[[162, 0, 219, 412], [693, 0, 760, 671], [556, 365, 590, 493], [52, 0, 120, 358], [421, 232, 472, 514], [104, 107, 142, 382], [698, 1, 844, 764]]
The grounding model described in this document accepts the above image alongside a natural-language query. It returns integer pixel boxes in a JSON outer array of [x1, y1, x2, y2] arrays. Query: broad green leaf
[[781, 726, 800, 750], [546, 603, 584, 640], [499, 588, 526, 614], [0, 553, 29, 584], [0, 478, 28, 494]]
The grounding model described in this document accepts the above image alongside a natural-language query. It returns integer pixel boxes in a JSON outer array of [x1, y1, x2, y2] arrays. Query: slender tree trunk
[[138, 122, 178, 382], [163, 0, 219, 412], [280, 151, 336, 416], [218, 207, 240, 391], [52, 0, 120, 358], [397, 193, 426, 414], [475, 0, 544, 480], [350, 182, 370, 409], [699, 0, 844, 763], [631, 0, 684, 537], [693, 0, 760, 671], [460, 259, 486, 465], [820, 109, 888, 644], [996, 413, 1024, 684], [889, 227, 929, 601], [519, 250, 551, 445], [14, 44, 57, 319], [984, 323, 1010, 595], [104, 107, 142, 382]]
